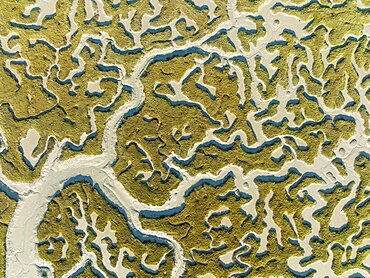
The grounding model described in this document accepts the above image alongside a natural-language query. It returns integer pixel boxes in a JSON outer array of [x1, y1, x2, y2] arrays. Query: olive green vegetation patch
[[38, 183, 174, 277], [0, 193, 16, 277], [0, 0, 369, 277]]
